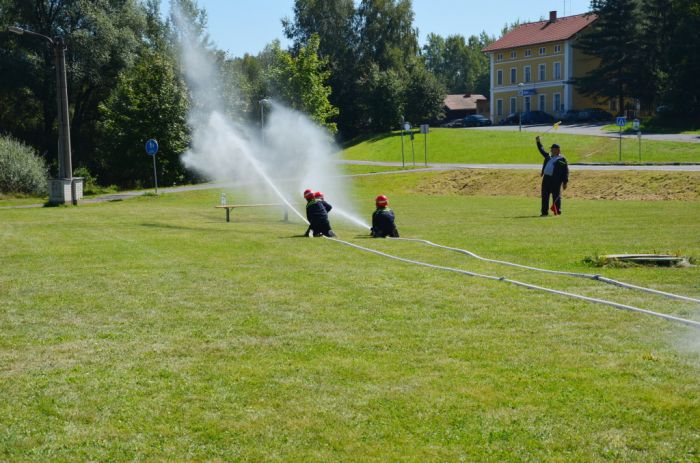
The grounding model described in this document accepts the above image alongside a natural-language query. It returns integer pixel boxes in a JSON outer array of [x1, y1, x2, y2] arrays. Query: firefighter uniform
[[305, 198, 335, 237]]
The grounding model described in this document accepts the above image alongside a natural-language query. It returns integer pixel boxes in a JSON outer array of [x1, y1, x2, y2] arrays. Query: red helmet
[[314, 191, 324, 199], [303, 189, 314, 200], [375, 195, 388, 207]]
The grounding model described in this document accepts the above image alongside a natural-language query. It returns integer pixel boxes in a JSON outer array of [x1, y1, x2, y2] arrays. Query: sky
[[161, 0, 592, 58]]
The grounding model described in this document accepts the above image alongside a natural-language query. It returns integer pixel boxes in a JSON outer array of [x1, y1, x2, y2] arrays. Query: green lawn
[[343, 128, 700, 164], [1, 177, 699, 461]]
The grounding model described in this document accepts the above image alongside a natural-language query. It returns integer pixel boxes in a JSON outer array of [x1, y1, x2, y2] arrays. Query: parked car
[[462, 114, 493, 127], [578, 108, 613, 122], [562, 110, 582, 122], [440, 118, 467, 128], [498, 113, 520, 125]]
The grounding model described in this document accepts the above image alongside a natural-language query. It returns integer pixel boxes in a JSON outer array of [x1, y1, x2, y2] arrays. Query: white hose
[[326, 237, 700, 330], [393, 238, 700, 304]]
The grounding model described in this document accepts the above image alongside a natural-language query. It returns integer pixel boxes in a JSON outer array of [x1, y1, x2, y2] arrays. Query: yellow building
[[483, 11, 606, 123]]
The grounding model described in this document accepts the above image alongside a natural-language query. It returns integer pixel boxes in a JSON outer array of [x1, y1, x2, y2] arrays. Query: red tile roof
[[483, 13, 597, 53], [444, 93, 487, 111]]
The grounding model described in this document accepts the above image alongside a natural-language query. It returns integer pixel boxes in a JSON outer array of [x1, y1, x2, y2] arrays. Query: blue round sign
[[145, 139, 159, 156]]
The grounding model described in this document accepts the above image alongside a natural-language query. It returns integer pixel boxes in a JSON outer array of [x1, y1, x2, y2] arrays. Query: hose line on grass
[[326, 237, 700, 330], [393, 238, 700, 304]]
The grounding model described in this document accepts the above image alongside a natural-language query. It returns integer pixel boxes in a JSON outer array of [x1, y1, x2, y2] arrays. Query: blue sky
[[162, 0, 592, 58]]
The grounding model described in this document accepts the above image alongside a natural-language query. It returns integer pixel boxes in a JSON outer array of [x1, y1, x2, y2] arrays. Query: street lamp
[[7, 26, 81, 204], [518, 83, 524, 132], [259, 98, 270, 142]]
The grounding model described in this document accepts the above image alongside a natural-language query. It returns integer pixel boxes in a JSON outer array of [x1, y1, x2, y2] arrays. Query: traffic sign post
[[145, 139, 159, 194], [616, 117, 626, 161], [420, 124, 429, 166]]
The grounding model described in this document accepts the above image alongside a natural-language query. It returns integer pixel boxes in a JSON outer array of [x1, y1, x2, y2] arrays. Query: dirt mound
[[416, 169, 700, 201]]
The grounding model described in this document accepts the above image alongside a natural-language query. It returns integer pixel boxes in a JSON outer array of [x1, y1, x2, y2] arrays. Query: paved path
[[3, 162, 698, 210], [472, 123, 700, 143], [340, 160, 700, 172]]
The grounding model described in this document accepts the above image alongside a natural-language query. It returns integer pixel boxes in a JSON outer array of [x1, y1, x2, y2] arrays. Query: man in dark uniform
[[303, 189, 336, 237], [370, 195, 400, 238], [536, 136, 569, 216], [313, 191, 332, 213]]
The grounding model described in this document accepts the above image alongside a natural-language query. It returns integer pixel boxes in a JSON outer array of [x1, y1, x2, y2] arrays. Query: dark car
[[520, 111, 555, 124], [462, 114, 493, 127], [562, 110, 582, 122], [579, 108, 613, 122], [498, 113, 520, 125]]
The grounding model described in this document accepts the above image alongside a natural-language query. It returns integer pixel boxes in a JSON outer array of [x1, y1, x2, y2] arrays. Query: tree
[[573, 0, 641, 114], [403, 61, 445, 124], [97, 51, 190, 187], [355, 0, 418, 71]]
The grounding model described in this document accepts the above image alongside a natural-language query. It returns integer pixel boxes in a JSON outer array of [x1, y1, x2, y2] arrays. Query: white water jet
[[173, 7, 369, 231]]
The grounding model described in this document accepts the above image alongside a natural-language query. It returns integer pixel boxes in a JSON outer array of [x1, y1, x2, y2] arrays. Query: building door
[[539, 94, 546, 111]]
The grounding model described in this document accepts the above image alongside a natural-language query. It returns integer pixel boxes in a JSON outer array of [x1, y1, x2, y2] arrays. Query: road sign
[[420, 124, 429, 134], [403, 122, 411, 131], [521, 88, 537, 96], [616, 117, 627, 127], [145, 139, 159, 156], [632, 119, 640, 130]]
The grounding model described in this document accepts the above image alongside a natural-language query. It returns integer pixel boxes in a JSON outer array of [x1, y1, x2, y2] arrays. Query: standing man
[[536, 136, 569, 216], [303, 189, 336, 237], [370, 195, 400, 237]]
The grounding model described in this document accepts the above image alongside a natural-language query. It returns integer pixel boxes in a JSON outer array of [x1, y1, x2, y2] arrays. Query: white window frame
[[510, 50, 517, 59], [554, 44, 561, 53], [525, 49, 532, 57], [497, 99, 504, 116], [497, 69, 503, 86], [539, 94, 546, 111], [509, 97, 517, 114], [510, 67, 517, 84], [553, 93, 561, 112], [539, 47, 546, 55], [524, 65, 531, 83], [524, 96, 531, 112], [553, 62, 561, 80], [538, 63, 546, 81], [496, 53, 503, 61]]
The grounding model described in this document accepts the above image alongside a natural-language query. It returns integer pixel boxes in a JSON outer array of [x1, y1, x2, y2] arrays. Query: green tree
[[355, 0, 418, 71], [574, 0, 641, 114], [403, 61, 445, 124], [98, 51, 190, 188]]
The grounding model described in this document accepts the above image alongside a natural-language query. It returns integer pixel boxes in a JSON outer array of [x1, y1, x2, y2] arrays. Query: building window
[[554, 62, 561, 80], [554, 93, 561, 112], [539, 94, 546, 111], [538, 63, 546, 81], [510, 68, 517, 84], [497, 99, 503, 116], [510, 50, 517, 59], [510, 97, 516, 114], [525, 49, 532, 57], [524, 65, 531, 83], [524, 96, 531, 112], [497, 69, 503, 85], [554, 44, 561, 53], [539, 47, 546, 55], [496, 53, 503, 61]]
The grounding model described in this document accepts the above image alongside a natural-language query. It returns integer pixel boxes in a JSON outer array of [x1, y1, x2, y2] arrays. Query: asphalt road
[[470, 123, 700, 143]]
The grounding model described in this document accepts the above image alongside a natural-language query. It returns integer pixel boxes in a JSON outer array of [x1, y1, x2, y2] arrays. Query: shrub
[[0, 136, 48, 195]]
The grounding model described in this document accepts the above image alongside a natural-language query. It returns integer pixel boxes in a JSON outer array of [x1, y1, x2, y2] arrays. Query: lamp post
[[518, 83, 524, 132], [259, 98, 270, 143], [8, 26, 81, 204]]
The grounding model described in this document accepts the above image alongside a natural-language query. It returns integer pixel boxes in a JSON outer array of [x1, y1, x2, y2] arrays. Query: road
[[473, 123, 700, 143]]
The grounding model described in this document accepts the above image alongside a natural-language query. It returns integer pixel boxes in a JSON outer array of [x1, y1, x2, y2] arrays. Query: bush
[[72, 166, 118, 196], [0, 136, 48, 195]]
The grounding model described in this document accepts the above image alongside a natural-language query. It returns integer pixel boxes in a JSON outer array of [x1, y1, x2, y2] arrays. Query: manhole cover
[[602, 254, 689, 267]]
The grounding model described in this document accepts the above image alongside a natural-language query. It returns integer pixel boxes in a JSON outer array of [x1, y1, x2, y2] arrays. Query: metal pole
[[638, 132, 641, 162], [424, 131, 428, 166], [411, 134, 415, 166], [400, 116, 405, 168], [619, 126, 622, 162], [152, 154, 158, 195], [54, 37, 72, 180]]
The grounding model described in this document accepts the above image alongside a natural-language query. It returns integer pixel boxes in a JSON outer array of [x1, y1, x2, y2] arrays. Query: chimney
[[549, 10, 557, 21]]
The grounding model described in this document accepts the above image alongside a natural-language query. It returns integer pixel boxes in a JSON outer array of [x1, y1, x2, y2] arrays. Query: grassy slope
[[1, 181, 699, 462], [343, 128, 700, 164]]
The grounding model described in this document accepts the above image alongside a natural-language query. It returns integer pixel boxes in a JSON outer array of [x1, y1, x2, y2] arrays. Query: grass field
[[1, 171, 699, 461], [343, 128, 700, 165]]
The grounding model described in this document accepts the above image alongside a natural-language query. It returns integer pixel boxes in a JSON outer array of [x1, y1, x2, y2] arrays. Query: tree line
[[1, 0, 696, 191]]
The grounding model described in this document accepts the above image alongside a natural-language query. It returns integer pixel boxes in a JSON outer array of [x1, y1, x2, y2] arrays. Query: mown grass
[[343, 128, 700, 164], [1, 176, 699, 462]]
